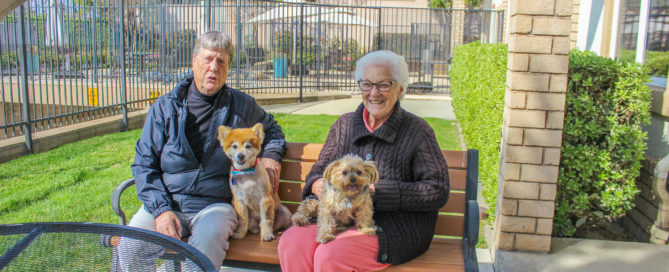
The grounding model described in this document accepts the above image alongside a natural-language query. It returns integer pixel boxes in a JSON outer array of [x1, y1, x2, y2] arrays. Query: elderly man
[[119, 30, 285, 270]]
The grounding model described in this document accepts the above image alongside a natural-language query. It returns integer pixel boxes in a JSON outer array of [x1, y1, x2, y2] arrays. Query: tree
[[429, 0, 481, 8]]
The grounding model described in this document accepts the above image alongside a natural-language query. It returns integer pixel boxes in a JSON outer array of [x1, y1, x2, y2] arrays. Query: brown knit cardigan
[[303, 102, 450, 265]]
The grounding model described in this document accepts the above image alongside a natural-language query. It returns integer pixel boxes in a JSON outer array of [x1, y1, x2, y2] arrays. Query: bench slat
[[368, 238, 465, 272], [285, 142, 322, 162], [449, 169, 467, 191], [442, 150, 467, 169], [435, 214, 465, 237], [280, 161, 315, 182], [278, 182, 304, 202], [280, 163, 466, 191], [226, 234, 281, 264], [441, 191, 465, 213]]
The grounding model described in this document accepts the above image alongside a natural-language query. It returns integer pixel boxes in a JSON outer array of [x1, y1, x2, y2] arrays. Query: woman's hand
[[369, 184, 376, 196], [311, 178, 324, 198]]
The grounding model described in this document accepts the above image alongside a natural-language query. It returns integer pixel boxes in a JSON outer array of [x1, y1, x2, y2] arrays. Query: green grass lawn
[[0, 114, 460, 224]]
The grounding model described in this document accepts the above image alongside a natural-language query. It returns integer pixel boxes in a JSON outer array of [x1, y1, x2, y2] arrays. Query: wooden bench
[[110, 142, 480, 271]]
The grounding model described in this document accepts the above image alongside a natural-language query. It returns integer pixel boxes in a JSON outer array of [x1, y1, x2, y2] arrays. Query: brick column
[[494, 0, 572, 253], [450, 0, 466, 56]]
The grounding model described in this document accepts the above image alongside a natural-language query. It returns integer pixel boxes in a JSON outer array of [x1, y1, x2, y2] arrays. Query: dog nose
[[349, 177, 356, 184], [237, 153, 245, 161]]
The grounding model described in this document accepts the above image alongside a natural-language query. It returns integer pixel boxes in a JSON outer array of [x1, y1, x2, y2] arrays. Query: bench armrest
[[463, 200, 480, 272], [112, 178, 136, 225]]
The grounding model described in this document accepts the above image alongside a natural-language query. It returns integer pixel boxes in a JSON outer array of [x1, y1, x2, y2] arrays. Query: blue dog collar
[[231, 159, 258, 185]]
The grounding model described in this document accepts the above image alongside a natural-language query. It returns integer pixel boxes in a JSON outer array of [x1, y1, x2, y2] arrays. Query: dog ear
[[217, 126, 232, 144], [362, 160, 379, 184], [251, 123, 265, 143], [323, 160, 341, 185]]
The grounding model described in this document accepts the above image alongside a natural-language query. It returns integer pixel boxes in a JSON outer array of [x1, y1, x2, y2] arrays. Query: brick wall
[[494, 0, 571, 253]]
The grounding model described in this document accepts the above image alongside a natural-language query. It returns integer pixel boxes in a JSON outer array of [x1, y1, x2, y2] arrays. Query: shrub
[[450, 42, 508, 220], [554, 50, 651, 237], [618, 49, 669, 77]]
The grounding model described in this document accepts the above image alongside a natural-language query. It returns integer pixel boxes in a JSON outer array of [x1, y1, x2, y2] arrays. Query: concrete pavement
[[262, 94, 456, 120]]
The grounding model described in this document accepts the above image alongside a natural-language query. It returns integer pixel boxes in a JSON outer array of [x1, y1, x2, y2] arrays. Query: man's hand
[[311, 178, 324, 198], [261, 158, 281, 193], [368, 184, 376, 197], [155, 211, 182, 240]]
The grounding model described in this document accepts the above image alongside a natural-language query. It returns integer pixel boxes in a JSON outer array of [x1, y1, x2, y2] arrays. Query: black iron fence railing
[[0, 0, 504, 150]]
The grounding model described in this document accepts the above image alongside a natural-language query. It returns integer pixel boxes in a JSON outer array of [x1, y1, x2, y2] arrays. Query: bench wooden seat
[[110, 142, 479, 271]]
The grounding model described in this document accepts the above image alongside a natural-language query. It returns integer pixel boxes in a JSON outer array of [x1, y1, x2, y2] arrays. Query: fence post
[[235, 0, 241, 89], [376, 8, 382, 50], [205, 0, 211, 30], [298, 3, 304, 103], [160, 4, 166, 82], [316, 6, 321, 92], [17, 5, 33, 153], [118, 0, 128, 131]]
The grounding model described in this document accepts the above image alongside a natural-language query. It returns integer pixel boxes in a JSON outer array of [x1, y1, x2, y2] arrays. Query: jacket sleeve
[[131, 103, 173, 218], [246, 101, 286, 162], [302, 118, 342, 199], [373, 126, 450, 212]]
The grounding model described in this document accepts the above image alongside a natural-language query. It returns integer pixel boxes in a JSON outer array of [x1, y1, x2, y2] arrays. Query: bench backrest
[[277, 142, 477, 238]]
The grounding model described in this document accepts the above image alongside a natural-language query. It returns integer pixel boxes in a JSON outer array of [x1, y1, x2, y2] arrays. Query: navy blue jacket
[[132, 76, 286, 217]]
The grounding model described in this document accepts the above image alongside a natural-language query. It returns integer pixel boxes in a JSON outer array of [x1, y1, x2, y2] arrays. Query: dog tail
[[273, 204, 293, 232]]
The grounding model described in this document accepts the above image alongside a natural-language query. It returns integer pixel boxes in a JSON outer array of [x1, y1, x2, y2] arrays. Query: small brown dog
[[292, 154, 379, 243], [218, 123, 292, 241]]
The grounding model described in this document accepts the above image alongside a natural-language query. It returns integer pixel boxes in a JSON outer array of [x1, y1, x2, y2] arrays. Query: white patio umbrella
[[304, 12, 377, 27], [247, 4, 349, 24], [45, 0, 68, 47], [45, 0, 70, 70]]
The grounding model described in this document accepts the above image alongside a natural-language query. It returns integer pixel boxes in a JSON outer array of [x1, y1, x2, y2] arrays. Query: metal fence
[[0, 0, 504, 148]]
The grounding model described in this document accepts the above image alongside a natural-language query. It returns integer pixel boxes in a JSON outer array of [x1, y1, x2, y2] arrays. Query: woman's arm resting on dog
[[303, 119, 342, 199], [373, 128, 450, 212]]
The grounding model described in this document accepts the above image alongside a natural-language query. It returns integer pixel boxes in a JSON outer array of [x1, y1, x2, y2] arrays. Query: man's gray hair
[[354, 50, 409, 93], [193, 31, 235, 60]]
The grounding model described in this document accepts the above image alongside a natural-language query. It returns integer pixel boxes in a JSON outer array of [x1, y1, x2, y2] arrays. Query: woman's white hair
[[354, 50, 409, 93], [193, 31, 235, 60]]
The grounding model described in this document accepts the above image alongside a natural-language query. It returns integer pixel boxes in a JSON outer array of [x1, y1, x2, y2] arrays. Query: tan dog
[[217, 123, 292, 241], [292, 154, 379, 243]]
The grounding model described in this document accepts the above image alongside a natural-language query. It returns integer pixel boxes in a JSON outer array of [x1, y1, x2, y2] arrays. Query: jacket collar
[[351, 101, 405, 144], [172, 75, 230, 107]]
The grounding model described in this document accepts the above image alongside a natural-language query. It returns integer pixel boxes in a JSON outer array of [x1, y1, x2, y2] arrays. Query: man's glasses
[[357, 80, 395, 92]]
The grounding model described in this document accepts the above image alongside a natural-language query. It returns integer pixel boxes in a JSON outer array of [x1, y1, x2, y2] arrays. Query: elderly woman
[[278, 50, 450, 271]]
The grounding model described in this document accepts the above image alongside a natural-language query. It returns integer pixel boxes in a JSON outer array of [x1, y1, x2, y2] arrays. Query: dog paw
[[261, 232, 275, 241], [358, 226, 377, 236], [292, 214, 310, 226], [316, 233, 335, 243], [249, 225, 260, 234], [232, 230, 247, 239]]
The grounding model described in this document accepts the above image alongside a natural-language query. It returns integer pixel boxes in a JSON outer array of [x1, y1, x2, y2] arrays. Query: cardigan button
[[365, 153, 372, 161], [381, 253, 388, 261], [376, 226, 383, 233]]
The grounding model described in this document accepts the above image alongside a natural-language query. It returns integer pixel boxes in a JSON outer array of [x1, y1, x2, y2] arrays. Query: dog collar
[[231, 158, 258, 185]]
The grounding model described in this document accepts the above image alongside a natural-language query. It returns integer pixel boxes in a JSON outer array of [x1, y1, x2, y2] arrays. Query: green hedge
[[554, 50, 651, 237], [450, 42, 508, 219], [618, 49, 669, 77]]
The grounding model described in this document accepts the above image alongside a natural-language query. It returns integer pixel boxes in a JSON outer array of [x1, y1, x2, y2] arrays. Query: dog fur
[[291, 154, 379, 243], [217, 123, 292, 241]]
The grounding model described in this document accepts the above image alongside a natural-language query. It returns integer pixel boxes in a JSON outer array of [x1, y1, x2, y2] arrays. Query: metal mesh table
[[0, 222, 217, 272]]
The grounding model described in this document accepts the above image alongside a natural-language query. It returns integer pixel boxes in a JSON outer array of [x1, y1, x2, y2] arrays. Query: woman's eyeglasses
[[357, 80, 395, 92]]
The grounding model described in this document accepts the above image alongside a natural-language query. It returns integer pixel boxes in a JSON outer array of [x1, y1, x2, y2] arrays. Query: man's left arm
[[250, 104, 286, 192]]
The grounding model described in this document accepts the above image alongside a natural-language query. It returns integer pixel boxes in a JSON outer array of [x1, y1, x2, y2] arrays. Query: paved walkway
[[263, 94, 455, 120]]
